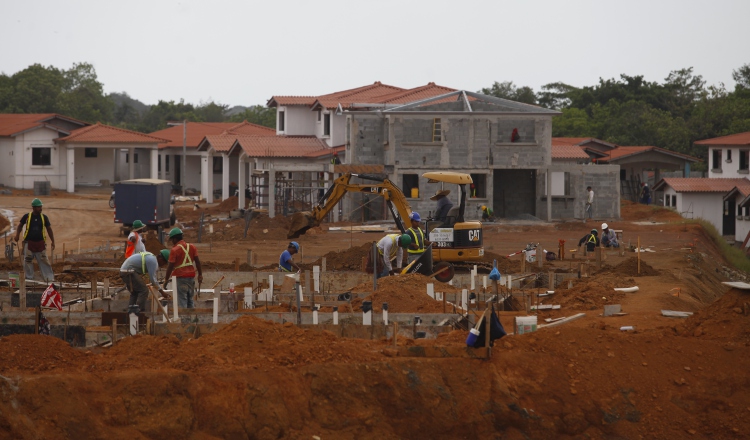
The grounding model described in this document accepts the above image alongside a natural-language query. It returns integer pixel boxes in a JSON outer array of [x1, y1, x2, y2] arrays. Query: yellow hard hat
[[481, 205, 486, 210]]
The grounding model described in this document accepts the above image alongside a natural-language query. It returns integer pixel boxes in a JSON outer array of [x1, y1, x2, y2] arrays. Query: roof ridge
[[62, 122, 169, 143]]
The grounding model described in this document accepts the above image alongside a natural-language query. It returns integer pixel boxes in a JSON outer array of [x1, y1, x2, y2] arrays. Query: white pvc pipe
[[244, 287, 254, 309], [172, 276, 179, 320], [163, 305, 168, 323], [614, 286, 639, 293], [212, 298, 219, 323], [333, 310, 338, 325], [313, 310, 318, 325], [363, 311, 372, 326], [129, 313, 138, 336], [313, 266, 320, 293], [483, 276, 487, 289], [462, 289, 468, 308]]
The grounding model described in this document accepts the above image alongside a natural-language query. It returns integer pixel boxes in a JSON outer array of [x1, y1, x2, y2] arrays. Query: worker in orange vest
[[124, 220, 146, 258]]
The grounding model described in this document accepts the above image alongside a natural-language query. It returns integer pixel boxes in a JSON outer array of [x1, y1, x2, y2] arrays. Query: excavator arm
[[287, 173, 413, 238]]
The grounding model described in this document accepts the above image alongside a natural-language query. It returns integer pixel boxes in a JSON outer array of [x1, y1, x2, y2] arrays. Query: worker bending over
[[13, 198, 55, 282], [279, 241, 301, 272], [578, 228, 600, 253], [120, 250, 170, 312], [480, 205, 495, 222], [163, 227, 203, 309], [376, 233, 411, 278]]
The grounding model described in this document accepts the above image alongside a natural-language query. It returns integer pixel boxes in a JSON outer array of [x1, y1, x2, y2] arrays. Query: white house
[[654, 177, 750, 237], [695, 131, 750, 179], [0, 114, 88, 190]]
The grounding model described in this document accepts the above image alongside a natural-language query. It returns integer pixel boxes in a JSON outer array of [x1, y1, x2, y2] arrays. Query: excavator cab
[[422, 172, 484, 282]]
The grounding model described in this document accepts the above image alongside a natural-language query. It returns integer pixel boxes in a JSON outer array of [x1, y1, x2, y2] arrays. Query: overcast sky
[[2, 0, 749, 108]]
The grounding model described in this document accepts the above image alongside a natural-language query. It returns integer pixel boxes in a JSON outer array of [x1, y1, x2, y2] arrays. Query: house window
[[213, 157, 223, 173], [324, 113, 331, 136], [470, 174, 487, 198], [165, 155, 170, 172], [317, 110, 321, 122], [158, 155, 161, 172], [739, 205, 743, 216], [279, 110, 285, 131], [664, 196, 669, 207], [403, 174, 419, 198], [125, 153, 139, 164], [84, 148, 97, 158], [32, 147, 51, 166], [712, 149, 722, 170], [432, 118, 442, 142], [727, 150, 733, 163], [672, 195, 677, 207], [544, 172, 569, 196], [741, 150, 749, 171]]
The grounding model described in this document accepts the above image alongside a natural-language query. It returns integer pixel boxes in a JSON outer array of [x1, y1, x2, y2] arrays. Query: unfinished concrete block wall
[[535, 164, 621, 220]]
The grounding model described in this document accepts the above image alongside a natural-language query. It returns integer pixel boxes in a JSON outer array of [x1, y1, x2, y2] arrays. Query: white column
[[222, 154, 230, 200], [201, 153, 212, 203], [268, 167, 276, 218], [66, 147, 75, 193], [238, 154, 246, 209], [159, 152, 166, 180], [331, 173, 340, 222], [150, 148, 158, 179], [128, 148, 135, 180]]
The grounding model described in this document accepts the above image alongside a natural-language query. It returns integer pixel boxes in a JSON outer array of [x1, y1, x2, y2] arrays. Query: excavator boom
[[287, 173, 413, 239]]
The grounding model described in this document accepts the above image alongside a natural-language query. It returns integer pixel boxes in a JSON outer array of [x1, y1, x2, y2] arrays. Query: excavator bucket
[[287, 211, 316, 239]]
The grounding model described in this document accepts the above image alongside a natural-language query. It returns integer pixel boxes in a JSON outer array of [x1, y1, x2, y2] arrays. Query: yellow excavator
[[287, 171, 484, 282]]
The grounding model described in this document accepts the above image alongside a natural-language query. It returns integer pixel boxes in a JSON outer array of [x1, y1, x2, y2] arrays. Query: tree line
[[0, 62, 276, 132], [2, 62, 749, 167], [481, 65, 750, 167]]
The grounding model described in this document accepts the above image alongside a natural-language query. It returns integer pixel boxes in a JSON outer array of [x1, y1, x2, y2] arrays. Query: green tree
[[57, 62, 113, 122], [228, 105, 276, 128], [137, 99, 198, 133], [732, 63, 750, 90], [479, 81, 537, 105], [195, 101, 228, 122], [1, 64, 64, 113], [537, 82, 577, 109], [551, 108, 592, 137]]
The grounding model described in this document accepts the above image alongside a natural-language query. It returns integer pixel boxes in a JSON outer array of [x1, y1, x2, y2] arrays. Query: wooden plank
[[538, 312, 586, 328], [530, 304, 561, 310], [661, 310, 693, 318], [395, 346, 490, 359]]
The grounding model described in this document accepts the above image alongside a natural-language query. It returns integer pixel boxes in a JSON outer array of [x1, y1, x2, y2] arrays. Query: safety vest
[[378, 234, 400, 259], [23, 212, 45, 241], [125, 231, 140, 258], [407, 227, 425, 254], [587, 234, 597, 244], [138, 251, 154, 274], [175, 243, 194, 270]]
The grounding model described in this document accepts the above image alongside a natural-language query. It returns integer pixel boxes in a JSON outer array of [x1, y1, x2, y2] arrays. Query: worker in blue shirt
[[279, 242, 301, 272]]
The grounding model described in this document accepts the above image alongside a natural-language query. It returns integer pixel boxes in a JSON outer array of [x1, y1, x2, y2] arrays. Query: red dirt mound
[[620, 199, 683, 221], [348, 273, 460, 313], [679, 287, 750, 342], [0, 334, 84, 374], [310, 242, 372, 271], [609, 256, 660, 277], [552, 275, 635, 311]]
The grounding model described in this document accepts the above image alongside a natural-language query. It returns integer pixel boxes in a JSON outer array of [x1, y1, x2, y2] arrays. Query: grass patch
[[694, 219, 750, 273]]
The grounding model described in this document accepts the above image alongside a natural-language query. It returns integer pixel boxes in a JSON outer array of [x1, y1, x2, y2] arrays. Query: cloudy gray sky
[[2, 0, 749, 107]]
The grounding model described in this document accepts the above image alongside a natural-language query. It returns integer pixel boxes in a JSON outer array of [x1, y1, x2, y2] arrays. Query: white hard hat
[[602, 222, 609, 229]]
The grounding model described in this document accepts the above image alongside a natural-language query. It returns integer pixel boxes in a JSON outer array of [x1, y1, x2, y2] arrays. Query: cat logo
[[468, 229, 481, 241]]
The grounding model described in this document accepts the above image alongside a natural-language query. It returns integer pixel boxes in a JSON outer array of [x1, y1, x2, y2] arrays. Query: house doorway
[[723, 198, 736, 236], [493, 170, 536, 218]]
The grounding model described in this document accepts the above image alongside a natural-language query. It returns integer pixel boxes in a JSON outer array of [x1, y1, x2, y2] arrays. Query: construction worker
[[577, 228, 600, 253], [601, 223, 620, 248], [13, 198, 55, 282], [120, 250, 170, 312], [405, 212, 428, 264], [639, 183, 651, 205], [430, 189, 453, 224], [279, 241, 301, 272], [480, 205, 495, 222], [376, 233, 411, 278], [585, 186, 594, 221], [124, 220, 146, 258], [163, 227, 203, 309]]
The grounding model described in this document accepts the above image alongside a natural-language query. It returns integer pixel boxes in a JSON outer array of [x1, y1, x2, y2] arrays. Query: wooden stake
[[147, 284, 171, 323], [234, 257, 240, 272], [34, 306, 40, 335], [595, 246, 602, 268], [637, 236, 641, 275], [484, 309, 491, 349], [112, 318, 117, 346], [393, 322, 398, 347], [443, 289, 447, 313], [211, 275, 225, 289], [62, 243, 65, 264], [521, 254, 526, 273]]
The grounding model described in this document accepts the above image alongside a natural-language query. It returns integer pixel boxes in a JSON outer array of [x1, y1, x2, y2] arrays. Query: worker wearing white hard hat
[[601, 223, 619, 248]]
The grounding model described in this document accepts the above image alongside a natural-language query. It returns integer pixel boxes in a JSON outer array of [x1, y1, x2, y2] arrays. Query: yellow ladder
[[432, 118, 442, 142]]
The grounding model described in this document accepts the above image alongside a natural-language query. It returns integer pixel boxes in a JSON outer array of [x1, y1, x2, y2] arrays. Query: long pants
[[176, 277, 195, 308], [23, 243, 54, 282], [121, 272, 148, 311], [585, 203, 593, 219]]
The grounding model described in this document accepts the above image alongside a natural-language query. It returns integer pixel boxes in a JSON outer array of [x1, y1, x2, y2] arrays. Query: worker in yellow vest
[[163, 228, 203, 308], [13, 198, 55, 282], [376, 233, 411, 278], [405, 212, 428, 264], [120, 250, 170, 312]]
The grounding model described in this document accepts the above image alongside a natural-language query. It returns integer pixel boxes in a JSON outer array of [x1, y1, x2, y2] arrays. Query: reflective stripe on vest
[[588, 234, 597, 244], [175, 243, 193, 269], [23, 212, 45, 241], [378, 234, 399, 258], [140, 251, 153, 274], [407, 227, 425, 254]]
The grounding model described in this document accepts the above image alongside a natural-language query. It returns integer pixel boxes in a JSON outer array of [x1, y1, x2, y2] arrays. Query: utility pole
[[182, 120, 186, 196]]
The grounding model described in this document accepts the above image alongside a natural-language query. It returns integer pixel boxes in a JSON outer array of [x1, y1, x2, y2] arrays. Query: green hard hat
[[31, 198, 43, 207], [132, 220, 145, 230], [168, 227, 183, 238], [399, 233, 412, 248], [159, 249, 170, 261]]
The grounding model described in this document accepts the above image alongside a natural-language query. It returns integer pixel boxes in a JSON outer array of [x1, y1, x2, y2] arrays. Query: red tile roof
[[551, 144, 590, 160], [551, 137, 594, 146], [267, 96, 317, 107], [694, 131, 750, 146], [201, 134, 239, 152], [599, 146, 701, 163], [225, 121, 276, 136], [0, 113, 88, 137], [310, 81, 406, 110], [374, 83, 457, 104], [304, 145, 345, 158], [150, 121, 273, 149], [57, 123, 169, 144], [653, 177, 750, 193], [232, 135, 329, 158]]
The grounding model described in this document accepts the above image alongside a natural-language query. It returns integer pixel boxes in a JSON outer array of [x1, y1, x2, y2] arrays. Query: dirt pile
[[552, 275, 635, 310], [0, 211, 10, 232], [609, 256, 660, 276], [180, 213, 293, 242], [679, 287, 750, 342], [214, 196, 239, 212], [620, 199, 683, 221], [347, 273, 460, 313], [310, 242, 372, 271], [0, 334, 84, 373]]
